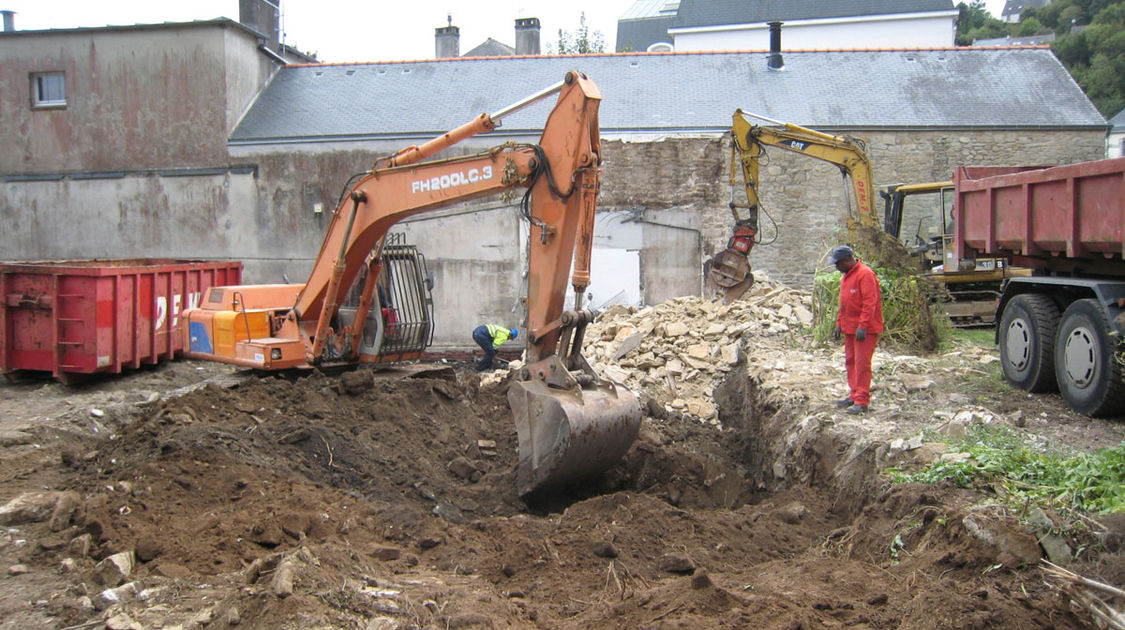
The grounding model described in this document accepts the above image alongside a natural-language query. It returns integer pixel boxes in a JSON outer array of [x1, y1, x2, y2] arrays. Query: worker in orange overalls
[[831, 246, 884, 414], [472, 324, 519, 372]]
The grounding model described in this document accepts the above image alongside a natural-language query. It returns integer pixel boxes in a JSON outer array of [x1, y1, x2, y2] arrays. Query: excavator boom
[[706, 110, 877, 302], [182, 71, 640, 497]]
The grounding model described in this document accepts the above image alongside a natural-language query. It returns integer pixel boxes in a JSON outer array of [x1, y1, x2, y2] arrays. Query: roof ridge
[[286, 45, 1052, 68]]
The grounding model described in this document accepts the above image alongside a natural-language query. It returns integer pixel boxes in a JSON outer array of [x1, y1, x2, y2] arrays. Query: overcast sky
[[4, 1, 1009, 64]]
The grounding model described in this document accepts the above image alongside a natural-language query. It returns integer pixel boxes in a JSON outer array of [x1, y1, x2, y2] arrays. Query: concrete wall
[[672, 13, 957, 50], [0, 22, 276, 173]]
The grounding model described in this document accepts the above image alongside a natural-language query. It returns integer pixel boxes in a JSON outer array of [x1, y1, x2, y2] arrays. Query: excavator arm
[[706, 109, 877, 302], [182, 71, 640, 497]]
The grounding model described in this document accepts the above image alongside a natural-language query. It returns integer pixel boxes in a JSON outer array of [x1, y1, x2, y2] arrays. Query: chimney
[[435, 14, 460, 58], [767, 21, 784, 70], [239, 0, 280, 52], [2, 10, 15, 32], [515, 17, 540, 55]]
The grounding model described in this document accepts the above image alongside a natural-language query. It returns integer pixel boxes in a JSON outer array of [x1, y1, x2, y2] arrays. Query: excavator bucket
[[508, 377, 641, 497], [705, 248, 755, 303]]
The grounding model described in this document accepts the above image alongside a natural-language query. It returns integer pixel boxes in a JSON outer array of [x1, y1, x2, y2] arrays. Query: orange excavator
[[181, 71, 641, 497]]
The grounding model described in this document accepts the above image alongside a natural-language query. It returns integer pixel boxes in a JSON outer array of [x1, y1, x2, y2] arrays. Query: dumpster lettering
[[155, 292, 201, 330]]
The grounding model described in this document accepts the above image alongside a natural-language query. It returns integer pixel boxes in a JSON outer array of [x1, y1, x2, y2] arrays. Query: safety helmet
[[510, 328, 519, 339]]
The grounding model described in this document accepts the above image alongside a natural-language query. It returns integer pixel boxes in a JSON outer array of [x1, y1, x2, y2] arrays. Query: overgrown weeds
[[891, 423, 1125, 515], [812, 224, 943, 354], [812, 265, 941, 353]]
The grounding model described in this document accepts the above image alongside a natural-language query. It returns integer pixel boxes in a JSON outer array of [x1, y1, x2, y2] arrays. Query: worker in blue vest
[[472, 324, 519, 371]]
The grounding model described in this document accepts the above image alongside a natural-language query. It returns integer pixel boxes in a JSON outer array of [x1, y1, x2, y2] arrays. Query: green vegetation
[[957, 0, 1125, 117], [957, 1, 1008, 43], [892, 423, 1125, 515], [1049, 1, 1125, 117], [812, 264, 939, 352], [553, 13, 606, 54], [945, 326, 994, 348]]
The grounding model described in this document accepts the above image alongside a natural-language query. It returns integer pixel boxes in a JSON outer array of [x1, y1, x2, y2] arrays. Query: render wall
[[0, 129, 1107, 350], [1110, 130, 1125, 159], [672, 14, 957, 50], [0, 24, 275, 173]]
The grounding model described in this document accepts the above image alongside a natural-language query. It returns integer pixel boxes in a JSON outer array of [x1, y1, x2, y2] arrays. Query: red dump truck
[[953, 156, 1125, 416]]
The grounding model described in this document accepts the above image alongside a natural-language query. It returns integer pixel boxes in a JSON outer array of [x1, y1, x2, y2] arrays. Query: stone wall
[[597, 129, 1107, 290]]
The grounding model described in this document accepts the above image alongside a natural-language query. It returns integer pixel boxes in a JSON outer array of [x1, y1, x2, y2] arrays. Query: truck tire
[[999, 294, 1059, 392], [1054, 299, 1125, 417]]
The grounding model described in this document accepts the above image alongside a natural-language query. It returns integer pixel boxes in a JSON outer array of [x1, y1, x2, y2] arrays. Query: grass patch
[[891, 423, 1125, 515], [942, 326, 995, 351]]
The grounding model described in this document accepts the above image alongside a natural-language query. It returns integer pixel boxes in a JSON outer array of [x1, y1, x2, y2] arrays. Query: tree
[[1049, 1, 1125, 115], [956, 1, 1006, 44], [553, 12, 606, 54], [1016, 16, 1044, 35]]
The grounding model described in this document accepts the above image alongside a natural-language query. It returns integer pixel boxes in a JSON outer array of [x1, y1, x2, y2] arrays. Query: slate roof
[[230, 48, 1105, 145], [1111, 108, 1125, 132], [1001, 0, 1050, 19], [462, 38, 516, 58], [973, 33, 1055, 46], [616, 14, 677, 51]]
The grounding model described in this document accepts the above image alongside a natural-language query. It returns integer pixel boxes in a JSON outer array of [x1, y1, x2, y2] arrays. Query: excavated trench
[[3, 359, 1094, 628]]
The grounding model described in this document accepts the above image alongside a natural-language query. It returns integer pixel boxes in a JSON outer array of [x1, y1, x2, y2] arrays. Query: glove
[[833, 326, 841, 341], [856, 328, 867, 341]]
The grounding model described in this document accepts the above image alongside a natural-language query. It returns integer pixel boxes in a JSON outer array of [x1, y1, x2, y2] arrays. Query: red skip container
[[1, 259, 242, 382]]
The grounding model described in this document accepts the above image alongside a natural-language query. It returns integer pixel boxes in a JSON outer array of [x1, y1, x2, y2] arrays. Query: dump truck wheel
[[1054, 299, 1125, 417], [999, 293, 1059, 392]]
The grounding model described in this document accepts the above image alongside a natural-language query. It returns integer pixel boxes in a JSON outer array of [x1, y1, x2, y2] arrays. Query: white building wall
[[1108, 130, 1125, 159], [671, 13, 957, 50]]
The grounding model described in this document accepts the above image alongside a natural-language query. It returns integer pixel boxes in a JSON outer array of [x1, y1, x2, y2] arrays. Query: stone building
[[0, 8, 1107, 350]]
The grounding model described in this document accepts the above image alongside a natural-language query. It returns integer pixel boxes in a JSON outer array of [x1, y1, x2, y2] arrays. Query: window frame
[[30, 71, 67, 109]]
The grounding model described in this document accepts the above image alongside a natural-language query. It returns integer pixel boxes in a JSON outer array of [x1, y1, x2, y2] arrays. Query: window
[[31, 72, 66, 107]]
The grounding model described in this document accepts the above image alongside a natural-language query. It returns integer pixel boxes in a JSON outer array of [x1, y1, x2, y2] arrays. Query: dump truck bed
[[953, 157, 1125, 275]]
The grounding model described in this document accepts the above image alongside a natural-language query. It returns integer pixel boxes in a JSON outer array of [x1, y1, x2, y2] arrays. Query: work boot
[[835, 397, 854, 408], [845, 404, 868, 415]]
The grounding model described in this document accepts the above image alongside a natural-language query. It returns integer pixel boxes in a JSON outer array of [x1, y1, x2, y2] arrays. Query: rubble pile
[[582, 273, 819, 423]]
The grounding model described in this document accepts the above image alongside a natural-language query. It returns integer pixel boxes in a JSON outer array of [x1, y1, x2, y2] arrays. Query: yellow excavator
[[706, 110, 876, 302], [881, 179, 1031, 326]]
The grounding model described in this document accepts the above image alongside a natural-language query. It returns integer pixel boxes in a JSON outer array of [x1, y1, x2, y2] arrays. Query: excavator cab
[[336, 234, 434, 361]]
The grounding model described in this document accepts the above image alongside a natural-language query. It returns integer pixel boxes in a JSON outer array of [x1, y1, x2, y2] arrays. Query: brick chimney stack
[[515, 18, 540, 55], [2, 10, 15, 32], [436, 14, 460, 58]]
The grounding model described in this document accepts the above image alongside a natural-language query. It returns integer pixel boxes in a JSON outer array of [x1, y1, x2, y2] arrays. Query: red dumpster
[[0, 259, 243, 382]]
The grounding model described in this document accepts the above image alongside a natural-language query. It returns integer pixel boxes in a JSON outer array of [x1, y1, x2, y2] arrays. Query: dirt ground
[[1, 292, 1123, 629]]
